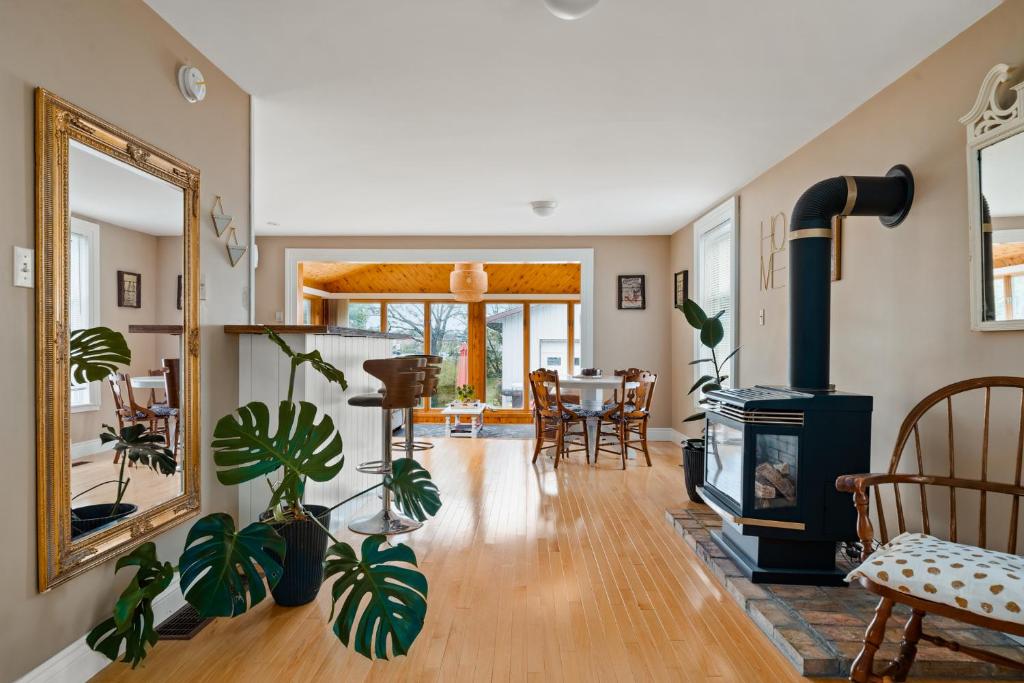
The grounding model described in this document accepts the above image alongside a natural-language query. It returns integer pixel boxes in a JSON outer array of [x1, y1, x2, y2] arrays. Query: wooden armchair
[[528, 369, 588, 468], [836, 376, 1024, 682]]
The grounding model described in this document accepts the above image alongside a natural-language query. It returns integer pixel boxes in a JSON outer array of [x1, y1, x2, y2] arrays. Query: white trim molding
[[285, 247, 595, 368], [647, 427, 685, 443], [70, 438, 109, 462], [692, 196, 740, 385], [15, 584, 186, 683]]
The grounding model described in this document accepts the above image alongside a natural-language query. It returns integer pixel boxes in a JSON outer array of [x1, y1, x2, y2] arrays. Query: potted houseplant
[[676, 298, 739, 504], [71, 424, 176, 538], [87, 327, 442, 668], [455, 383, 475, 405]]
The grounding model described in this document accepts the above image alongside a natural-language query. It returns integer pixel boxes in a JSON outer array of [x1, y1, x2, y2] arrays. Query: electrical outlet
[[759, 308, 766, 326], [13, 246, 33, 288]]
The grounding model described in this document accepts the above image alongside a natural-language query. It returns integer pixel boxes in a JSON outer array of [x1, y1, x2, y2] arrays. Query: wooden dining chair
[[610, 367, 646, 406], [594, 373, 632, 469], [147, 358, 181, 458], [529, 369, 588, 469], [107, 373, 169, 463], [618, 372, 656, 467]]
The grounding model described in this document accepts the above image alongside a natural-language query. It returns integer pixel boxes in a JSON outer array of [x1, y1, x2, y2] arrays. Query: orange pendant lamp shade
[[450, 263, 488, 302]]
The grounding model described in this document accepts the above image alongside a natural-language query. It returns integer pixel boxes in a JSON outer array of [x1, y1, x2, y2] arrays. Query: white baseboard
[[647, 427, 685, 443], [16, 583, 187, 683], [70, 438, 110, 462]]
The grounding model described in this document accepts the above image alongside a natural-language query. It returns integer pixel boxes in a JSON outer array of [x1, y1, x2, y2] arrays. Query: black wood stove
[[697, 165, 915, 586]]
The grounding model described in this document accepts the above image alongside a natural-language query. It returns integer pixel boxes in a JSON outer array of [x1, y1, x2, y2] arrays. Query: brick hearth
[[665, 508, 1024, 679]]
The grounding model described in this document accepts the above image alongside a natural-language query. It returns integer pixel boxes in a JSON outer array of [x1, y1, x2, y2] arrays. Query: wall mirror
[[962, 63, 1024, 331], [36, 90, 200, 590]]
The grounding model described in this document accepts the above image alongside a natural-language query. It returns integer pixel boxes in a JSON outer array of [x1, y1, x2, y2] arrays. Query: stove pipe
[[788, 165, 914, 391]]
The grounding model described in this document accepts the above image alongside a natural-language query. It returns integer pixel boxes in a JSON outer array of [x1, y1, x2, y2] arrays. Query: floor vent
[[155, 604, 214, 640]]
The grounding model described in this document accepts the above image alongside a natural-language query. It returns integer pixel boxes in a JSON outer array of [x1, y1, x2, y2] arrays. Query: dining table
[[129, 375, 166, 391], [558, 374, 639, 463]]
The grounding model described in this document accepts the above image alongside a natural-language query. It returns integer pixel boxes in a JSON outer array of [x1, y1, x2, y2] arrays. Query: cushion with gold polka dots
[[846, 533, 1024, 624]]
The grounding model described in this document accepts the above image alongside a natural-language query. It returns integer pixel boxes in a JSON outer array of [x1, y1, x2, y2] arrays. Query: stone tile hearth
[[665, 508, 1024, 679]]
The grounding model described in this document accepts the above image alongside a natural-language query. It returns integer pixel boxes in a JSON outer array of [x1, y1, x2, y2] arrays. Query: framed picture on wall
[[617, 274, 646, 310], [674, 270, 689, 307], [117, 270, 141, 308]]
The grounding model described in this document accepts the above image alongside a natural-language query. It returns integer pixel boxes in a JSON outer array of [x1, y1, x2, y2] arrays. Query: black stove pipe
[[788, 165, 914, 391]]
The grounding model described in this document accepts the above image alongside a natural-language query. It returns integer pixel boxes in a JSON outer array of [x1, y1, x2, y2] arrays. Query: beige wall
[[671, 2, 1024, 494], [256, 235, 674, 427], [0, 0, 251, 679]]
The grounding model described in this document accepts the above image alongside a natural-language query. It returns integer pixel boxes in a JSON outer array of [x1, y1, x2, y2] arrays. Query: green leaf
[[325, 536, 428, 660], [700, 316, 725, 349], [212, 400, 344, 508], [688, 358, 713, 366], [385, 459, 441, 522], [86, 543, 173, 668], [683, 412, 706, 423], [70, 326, 131, 384], [688, 375, 713, 395], [678, 299, 707, 330], [179, 513, 285, 618], [719, 346, 740, 366], [100, 424, 176, 476], [702, 383, 722, 394], [264, 327, 348, 389]]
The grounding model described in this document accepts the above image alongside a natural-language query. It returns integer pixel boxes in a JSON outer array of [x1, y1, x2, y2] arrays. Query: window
[[428, 303, 468, 408], [70, 217, 100, 410], [386, 302, 426, 358], [693, 197, 738, 385], [485, 303, 524, 408], [529, 304, 571, 376], [346, 302, 381, 331]]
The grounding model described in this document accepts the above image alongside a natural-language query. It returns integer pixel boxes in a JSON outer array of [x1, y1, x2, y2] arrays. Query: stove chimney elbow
[[788, 165, 914, 391]]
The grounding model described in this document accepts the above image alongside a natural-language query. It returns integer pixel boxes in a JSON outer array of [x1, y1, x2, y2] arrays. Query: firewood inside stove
[[755, 462, 796, 500]]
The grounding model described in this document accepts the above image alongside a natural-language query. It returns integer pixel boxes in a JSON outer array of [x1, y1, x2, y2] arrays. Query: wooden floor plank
[[89, 437, 978, 683]]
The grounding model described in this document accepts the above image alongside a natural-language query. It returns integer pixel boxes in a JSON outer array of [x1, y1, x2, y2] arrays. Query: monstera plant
[[88, 327, 442, 668]]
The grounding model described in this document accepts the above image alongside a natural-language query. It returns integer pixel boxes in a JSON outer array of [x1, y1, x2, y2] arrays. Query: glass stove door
[[704, 419, 744, 508]]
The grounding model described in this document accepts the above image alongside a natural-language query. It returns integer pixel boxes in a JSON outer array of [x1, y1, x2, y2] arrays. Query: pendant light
[[450, 263, 488, 302], [543, 0, 600, 21]]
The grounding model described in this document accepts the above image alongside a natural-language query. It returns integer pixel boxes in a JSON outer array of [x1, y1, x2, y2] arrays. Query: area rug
[[665, 507, 1024, 679], [394, 423, 534, 440]]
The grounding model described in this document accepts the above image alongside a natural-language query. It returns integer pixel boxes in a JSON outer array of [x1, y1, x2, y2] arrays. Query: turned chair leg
[[884, 609, 924, 682], [532, 422, 544, 464], [640, 418, 652, 466], [851, 596, 893, 683], [554, 423, 563, 469]]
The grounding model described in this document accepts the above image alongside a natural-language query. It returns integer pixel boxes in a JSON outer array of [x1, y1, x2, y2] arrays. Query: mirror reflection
[[979, 132, 1024, 322], [68, 139, 185, 539]]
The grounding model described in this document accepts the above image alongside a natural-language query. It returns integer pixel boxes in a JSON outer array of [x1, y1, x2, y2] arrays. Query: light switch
[[274, 311, 284, 322], [13, 246, 33, 288], [759, 309, 766, 326]]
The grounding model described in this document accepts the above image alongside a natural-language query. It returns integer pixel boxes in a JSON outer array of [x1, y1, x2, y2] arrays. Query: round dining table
[[129, 375, 166, 391], [557, 375, 639, 462]]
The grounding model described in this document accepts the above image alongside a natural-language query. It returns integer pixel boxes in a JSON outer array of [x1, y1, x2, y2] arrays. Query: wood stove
[[696, 165, 915, 586]]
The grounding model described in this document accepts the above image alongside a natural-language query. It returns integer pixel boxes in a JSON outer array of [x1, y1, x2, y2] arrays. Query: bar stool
[[346, 357, 426, 535], [392, 354, 442, 458]]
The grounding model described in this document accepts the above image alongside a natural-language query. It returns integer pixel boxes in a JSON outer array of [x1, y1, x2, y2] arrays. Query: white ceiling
[[145, 0, 998, 236], [69, 141, 184, 236]]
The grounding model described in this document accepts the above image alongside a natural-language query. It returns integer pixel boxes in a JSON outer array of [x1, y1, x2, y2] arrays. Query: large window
[[529, 303, 571, 376], [70, 217, 100, 410], [346, 302, 381, 331], [428, 303, 468, 407], [386, 302, 426, 358], [485, 304, 524, 408], [694, 198, 738, 386]]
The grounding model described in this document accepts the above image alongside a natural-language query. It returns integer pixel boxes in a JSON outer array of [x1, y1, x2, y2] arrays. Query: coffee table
[[442, 403, 487, 438]]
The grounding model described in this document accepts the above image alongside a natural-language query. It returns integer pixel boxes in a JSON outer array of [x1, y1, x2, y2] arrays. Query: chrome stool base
[[348, 508, 423, 535]]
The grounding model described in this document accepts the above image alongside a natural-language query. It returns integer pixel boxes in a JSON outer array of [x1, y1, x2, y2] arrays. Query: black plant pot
[[70, 503, 138, 539], [268, 505, 331, 607], [682, 438, 705, 504]]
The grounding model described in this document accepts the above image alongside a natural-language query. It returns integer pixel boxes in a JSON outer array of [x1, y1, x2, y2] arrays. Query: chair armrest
[[835, 472, 893, 562]]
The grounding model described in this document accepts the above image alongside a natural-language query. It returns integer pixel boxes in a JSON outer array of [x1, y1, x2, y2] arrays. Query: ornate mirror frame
[[35, 89, 201, 590], [960, 63, 1024, 332]]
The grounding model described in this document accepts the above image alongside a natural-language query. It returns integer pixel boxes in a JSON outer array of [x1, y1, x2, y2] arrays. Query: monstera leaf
[[178, 513, 285, 618], [86, 543, 174, 668], [70, 326, 131, 384], [265, 327, 348, 389], [385, 459, 441, 522], [325, 535, 428, 660], [100, 423, 176, 475], [212, 400, 344, 507]]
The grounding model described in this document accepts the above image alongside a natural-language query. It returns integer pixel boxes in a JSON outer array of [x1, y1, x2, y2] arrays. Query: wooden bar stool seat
[[391, 354, 442, 456]]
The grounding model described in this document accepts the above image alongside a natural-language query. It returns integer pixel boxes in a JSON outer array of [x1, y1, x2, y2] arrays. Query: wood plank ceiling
[[301, 262, 581, 295], [993, 243, 1024, 269]]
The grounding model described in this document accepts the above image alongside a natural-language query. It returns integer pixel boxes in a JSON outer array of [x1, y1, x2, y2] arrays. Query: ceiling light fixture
[[450, 263, 488, 302], [543, 0, 600, 21], [531, 200, 558, 217]]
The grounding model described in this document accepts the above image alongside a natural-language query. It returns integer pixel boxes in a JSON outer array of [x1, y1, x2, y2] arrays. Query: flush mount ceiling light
[[531, 200, 558, 217], [543, 0, 600, 21], [450, 263, 488, 302]]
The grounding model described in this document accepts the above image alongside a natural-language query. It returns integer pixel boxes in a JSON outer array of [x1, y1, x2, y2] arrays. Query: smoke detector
[[543, 0, 600, 21], [531, 200, 558, 217]]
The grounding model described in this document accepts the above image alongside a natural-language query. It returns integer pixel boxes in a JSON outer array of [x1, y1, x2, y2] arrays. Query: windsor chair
[[836, 376, 1024, 682]]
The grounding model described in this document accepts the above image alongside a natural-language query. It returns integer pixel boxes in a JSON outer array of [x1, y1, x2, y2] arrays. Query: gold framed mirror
[[36, 89, 201, 591]]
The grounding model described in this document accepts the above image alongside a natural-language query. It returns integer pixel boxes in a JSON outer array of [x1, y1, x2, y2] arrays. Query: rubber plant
[[677, 298, 739, 422], [87, 327, 442, 667]]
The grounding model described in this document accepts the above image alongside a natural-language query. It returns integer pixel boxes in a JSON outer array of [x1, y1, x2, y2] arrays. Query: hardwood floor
[[91, 438, 967, 682], [72, 453, 182, 512]]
